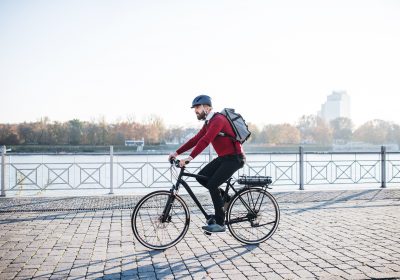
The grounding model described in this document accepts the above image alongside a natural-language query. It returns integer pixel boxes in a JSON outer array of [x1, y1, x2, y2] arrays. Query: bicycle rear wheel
[[131, 190, 190, 250], [226, 188, 280, 244]]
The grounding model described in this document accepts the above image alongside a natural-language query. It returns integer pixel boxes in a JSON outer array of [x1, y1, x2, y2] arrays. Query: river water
[[1, 152, 399, 197]]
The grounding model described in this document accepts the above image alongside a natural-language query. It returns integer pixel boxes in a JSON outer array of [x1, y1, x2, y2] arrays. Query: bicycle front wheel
[[227, 188, 280, 244], [131, 190, 190, 250]]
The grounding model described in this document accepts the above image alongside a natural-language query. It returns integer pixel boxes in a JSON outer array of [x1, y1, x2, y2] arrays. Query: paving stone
[[0, 189, 399, 280], [0, 272, 19, 279]]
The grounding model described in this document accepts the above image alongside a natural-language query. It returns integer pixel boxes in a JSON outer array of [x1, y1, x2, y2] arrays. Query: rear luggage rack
[[237, 175, 272, 186]]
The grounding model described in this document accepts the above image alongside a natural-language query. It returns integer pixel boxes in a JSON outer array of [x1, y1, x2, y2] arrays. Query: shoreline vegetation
[[1, 116, 400, 152], [4, 143, 398, 154]]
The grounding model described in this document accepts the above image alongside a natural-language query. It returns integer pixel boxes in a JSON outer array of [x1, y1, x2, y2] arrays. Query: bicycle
[[131, 159, 280, 250]]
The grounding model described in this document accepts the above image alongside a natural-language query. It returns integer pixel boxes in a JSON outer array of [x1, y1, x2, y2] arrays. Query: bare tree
[[143, 115, 165, 144]]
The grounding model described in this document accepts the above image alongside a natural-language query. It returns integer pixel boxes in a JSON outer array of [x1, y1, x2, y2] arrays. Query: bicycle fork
[[161, 191, 176, 223]]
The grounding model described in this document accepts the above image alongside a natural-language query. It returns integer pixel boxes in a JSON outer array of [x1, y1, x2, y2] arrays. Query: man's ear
[[203, 105, 211, 112]]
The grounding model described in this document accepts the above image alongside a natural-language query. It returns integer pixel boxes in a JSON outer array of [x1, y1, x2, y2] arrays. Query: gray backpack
[[219, 108, 251, 144]]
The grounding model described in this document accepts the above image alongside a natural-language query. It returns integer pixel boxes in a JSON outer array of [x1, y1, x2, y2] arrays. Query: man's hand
[[168, 152, 178, 162], [179, 156, 193, 167]]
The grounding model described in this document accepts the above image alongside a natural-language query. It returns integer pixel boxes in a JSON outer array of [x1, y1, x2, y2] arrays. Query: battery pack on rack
[[237, 175, 272, 186]]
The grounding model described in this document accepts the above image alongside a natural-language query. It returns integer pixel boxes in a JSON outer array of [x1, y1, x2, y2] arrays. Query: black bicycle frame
[[168, 166, 258, 222], [174, 168, 212, 219]]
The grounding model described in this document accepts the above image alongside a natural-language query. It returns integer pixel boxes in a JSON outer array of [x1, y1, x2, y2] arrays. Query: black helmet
[[191, 95, 212, 108]]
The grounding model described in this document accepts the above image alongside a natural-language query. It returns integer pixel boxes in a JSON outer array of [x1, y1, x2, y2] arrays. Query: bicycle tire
[[226, 188, 280, 244], [131, 190, 190, 250]]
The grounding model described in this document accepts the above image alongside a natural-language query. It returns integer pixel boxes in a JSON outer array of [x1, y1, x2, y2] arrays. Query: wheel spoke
[[227, 188, 280, 244], [132, 191, 190, 250]]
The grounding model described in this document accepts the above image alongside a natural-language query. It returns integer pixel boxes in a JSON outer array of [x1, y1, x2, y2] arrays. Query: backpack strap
[[210, 113, 241, 158], [207, 112, 237, 142], [213, 112, 236, 141]]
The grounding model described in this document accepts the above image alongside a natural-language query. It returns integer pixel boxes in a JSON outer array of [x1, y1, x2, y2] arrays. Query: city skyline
[[1, 1, 399, 128], [0, 88, 394, 130], [318, 91, 351, 123]]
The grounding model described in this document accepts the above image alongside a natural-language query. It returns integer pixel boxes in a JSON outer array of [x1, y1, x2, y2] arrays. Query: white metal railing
[[0, 145, 399, 196]]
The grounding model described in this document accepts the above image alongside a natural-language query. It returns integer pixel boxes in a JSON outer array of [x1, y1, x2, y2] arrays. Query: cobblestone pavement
[[0, 189, 399, 279]]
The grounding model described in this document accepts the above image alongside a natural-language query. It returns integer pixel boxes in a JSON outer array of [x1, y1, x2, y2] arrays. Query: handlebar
[[169, 158, 179, 166], [169, 158, 190, 168]]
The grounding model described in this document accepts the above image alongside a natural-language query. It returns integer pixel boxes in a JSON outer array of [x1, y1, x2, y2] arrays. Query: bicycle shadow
[[88, 244, 259, 280], [0, 196, 77, 211], [291, 189, 379, 214], [0, 210, 115, 225], [26, 225, 260, 280]]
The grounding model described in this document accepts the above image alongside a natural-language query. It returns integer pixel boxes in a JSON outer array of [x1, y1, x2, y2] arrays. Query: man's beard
[[196, 111, 206, 120]]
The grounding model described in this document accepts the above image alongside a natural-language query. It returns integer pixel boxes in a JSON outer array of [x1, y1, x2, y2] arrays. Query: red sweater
[[176, 113, 244, 159]]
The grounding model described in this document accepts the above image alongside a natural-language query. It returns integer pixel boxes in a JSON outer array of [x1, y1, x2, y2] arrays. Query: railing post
[[381, 145, 386, 188], [109, 145, 114, 194], [299, 146, 304, 190], [208, 145, 213, 162], [1, 145, 6, 197]]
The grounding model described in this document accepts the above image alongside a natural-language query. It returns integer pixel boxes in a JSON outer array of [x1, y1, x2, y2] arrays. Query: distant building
[[125, 138, 144, 151], [318, 91, 350, 122]]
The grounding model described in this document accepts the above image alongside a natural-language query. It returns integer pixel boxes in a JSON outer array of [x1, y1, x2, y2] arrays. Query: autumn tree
[[3, 116, 400, 148], [68, 119, 83, 145], [97, 117, 109, 145], [330, 117, 353, 143], [18, 123, 36, 144], [164, 126, 185, 144], [246, 123, 260, 143], [47, 121, 68, 145], [0, 124, 19, 145], [353, 119, 392, 144], [277, 124, 300, 144], [36, 117, 51, 145], [388, 124, 400, 146], [297, 115, 332, 145], [259, 124, 300, 145], [85, 122, 100, 145]]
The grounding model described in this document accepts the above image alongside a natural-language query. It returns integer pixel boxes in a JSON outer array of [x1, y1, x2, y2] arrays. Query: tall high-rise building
[[318, 91, 351, 122]]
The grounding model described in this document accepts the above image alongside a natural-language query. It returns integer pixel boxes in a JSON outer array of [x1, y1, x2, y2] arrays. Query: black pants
[[196, 154, 245, 225]]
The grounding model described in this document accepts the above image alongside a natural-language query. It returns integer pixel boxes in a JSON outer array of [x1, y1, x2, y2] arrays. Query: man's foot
[[202, 224, 226, 233]]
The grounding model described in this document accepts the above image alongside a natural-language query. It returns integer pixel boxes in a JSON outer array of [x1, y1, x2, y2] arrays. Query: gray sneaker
[[202, 224, 226, 233]]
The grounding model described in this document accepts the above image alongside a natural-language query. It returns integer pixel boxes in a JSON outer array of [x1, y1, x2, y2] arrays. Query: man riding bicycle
[[169, 94, 246, 233]]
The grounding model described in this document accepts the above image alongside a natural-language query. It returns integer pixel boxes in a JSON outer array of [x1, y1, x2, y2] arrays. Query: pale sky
[[1, 0, 399, 128]]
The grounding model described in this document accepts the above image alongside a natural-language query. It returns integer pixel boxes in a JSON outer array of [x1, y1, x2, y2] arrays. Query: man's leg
[[206, 158, 243, 226], [196, 157, 221, 187]]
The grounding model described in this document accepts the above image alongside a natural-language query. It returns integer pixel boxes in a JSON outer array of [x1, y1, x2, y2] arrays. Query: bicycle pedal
[[203, 231, 212, 236]]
